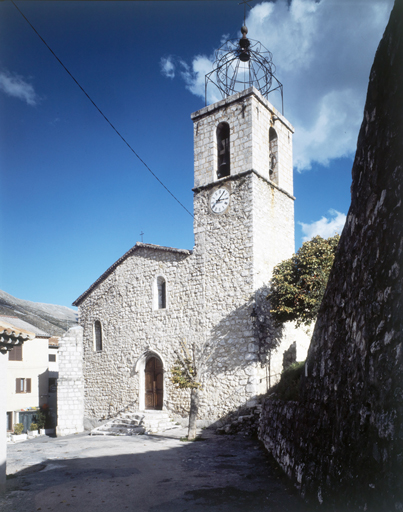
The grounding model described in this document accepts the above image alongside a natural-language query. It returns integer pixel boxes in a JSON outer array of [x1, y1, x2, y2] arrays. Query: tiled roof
[[73, 242, 192, 307], [0, 319, 35, 350]]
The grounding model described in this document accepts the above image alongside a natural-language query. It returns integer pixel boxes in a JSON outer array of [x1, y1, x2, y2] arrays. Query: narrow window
[[157, 276, 166, 309], [7, 412, 13, 431], [49, 353, 56, 362], [94, 320, 103, 351], [269, 127, 278, 181], [9, 345, 22, 361], [217, 122, 230, 179]]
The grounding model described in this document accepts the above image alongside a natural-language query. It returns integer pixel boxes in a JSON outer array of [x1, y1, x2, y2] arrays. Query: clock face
[[210, 187, 230, 214]]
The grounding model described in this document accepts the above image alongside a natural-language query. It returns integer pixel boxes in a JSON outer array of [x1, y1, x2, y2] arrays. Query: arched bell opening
[[269, 127, 278, 183], [216, 122, 230, 179]]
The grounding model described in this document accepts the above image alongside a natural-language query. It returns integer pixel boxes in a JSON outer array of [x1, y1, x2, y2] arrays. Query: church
[[72, 28, 310, 426]]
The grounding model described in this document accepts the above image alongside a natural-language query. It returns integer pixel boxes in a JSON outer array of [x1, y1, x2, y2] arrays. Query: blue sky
[[0, 0, 393, 308]]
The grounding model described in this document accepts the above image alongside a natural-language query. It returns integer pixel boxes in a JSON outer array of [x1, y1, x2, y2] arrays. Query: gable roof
[[73, 242, 192, 307]]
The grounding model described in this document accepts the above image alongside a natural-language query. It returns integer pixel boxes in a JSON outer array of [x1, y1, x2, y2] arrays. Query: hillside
[[0, 290, 77, 337]]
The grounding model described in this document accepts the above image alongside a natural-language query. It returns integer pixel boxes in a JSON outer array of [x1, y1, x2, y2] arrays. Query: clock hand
[[214, 192, 226, 205]]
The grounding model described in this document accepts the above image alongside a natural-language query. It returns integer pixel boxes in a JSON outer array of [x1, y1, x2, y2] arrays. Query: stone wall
[[259, 2, 403, 510], [56, 326, 84, 436]]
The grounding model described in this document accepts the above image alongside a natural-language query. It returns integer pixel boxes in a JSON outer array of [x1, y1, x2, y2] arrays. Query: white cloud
[[166, 0, 393, 171], [180, 55, 220, 105], [299, 209, 346, 242], [160, 56, 176, 79], [0, 70, 39, 106], [248, 0, 393, 170]]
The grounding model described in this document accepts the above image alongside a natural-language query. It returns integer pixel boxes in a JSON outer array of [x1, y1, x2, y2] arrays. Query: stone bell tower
[[188, 27, 297, 398], [191, 86, 295, 288]]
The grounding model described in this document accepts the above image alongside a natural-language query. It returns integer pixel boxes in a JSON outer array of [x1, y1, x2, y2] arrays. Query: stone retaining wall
[[258, 3, 403, 510]]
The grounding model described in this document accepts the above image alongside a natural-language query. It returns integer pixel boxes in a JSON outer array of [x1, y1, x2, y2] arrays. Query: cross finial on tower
[[238, 0, 253, 25], [140, 231, 144, 242]]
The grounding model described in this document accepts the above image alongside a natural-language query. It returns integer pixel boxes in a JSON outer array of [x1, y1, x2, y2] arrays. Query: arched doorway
[[145, 356, 163, 410]]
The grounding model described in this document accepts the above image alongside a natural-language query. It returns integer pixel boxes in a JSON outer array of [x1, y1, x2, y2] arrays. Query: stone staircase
[[90, 410, 179, 436]]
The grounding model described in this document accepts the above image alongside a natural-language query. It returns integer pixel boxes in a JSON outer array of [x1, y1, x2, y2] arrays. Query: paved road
[[1, 428, 311, 512]]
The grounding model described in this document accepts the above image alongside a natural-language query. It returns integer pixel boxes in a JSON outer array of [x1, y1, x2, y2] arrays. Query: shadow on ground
[[2, 429, 314, 512]]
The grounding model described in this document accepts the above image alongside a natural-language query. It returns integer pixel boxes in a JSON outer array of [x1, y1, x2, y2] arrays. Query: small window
[[269, 127, 278, 182], [49, 353, 56, 362], [94, 320, 103, 351], [15, 378, 31, 393], [217, 122, 230, 179], [157, 277, 166, 309], [9, 345, 22, 361]]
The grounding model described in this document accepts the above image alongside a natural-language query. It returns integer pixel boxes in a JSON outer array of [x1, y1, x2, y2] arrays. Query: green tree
[[268, 234, 340, 327]]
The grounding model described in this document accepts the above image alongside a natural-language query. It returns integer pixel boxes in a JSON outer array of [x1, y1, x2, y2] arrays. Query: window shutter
[[16, 345, 22, 361], [26, 378, 31, 393], [16, 378, 20, 393], [9, 345, 22, 361]]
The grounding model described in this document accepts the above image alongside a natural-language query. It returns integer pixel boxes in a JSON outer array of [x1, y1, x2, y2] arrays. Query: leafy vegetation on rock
[[268, 235, 340, 327]]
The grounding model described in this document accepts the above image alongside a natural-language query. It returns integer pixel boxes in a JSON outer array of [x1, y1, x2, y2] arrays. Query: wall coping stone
[[193, 169, 295, 201], [190, 87, 294, 133]]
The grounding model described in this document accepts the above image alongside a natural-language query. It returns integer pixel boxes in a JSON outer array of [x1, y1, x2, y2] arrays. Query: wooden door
[[145, 357, 163, 410]]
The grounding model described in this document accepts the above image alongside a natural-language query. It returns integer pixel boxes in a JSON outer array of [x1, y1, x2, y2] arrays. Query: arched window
[[269, 127, 278, 181], [217, 122, 230, 179], [157, 276, 166, 309], [94, 320, 103, 351]]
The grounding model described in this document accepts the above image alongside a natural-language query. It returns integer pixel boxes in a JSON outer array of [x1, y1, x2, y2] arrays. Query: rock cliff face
[[259, 1, 403, 509]]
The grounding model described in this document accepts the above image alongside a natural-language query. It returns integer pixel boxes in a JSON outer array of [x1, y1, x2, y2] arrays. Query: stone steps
[[90, 410, 179, 436]]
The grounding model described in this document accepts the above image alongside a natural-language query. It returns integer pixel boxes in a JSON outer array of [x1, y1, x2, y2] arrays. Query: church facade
[[73, 87, 308, 424]]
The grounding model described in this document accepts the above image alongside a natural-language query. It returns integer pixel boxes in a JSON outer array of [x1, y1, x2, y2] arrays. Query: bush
[[36, 412, 46, 430], [30, 423, 38, 431], [269, 361, 305, 401], [13, 423, 24, 435]]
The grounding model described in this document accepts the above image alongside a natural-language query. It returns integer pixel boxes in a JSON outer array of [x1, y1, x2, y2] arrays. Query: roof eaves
[[0, 321, 35, 351]]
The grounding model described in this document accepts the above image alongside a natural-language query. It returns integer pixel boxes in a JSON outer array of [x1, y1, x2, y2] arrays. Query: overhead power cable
[[12, 0, 239, 263], [11, 0, 193, 219]]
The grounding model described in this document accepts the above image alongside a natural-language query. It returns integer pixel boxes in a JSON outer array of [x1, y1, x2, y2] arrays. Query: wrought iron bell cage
[[205, 26, 284, 114]]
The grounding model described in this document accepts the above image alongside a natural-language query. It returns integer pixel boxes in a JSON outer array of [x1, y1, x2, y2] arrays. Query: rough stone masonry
[[259, 1, 403, 510]]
